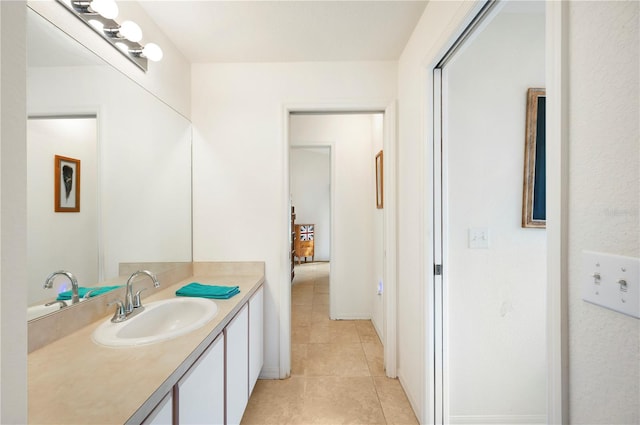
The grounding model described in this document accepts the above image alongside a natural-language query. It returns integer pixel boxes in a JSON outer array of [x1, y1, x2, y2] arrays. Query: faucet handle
[[133, 288, 149, 309], [83, 289, 97, 300], [108, 299, 127, 323], [44, 300, 68, 309]]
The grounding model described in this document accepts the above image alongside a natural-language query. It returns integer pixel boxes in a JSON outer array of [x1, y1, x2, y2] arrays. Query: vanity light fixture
[[118, 21, 143, 42], [56, 0, 163, 72], [88, 0, 119, 20]]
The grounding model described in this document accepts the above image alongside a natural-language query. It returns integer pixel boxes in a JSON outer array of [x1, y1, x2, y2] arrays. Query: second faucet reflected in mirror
[[43, 270, 79, 305]]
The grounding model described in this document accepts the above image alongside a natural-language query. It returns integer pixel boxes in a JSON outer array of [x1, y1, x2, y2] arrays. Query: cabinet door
[[249, 286, 264, 395], [178, 333, 224, 425], [226, 304, 249, 425], [143, 392, 172, 425]]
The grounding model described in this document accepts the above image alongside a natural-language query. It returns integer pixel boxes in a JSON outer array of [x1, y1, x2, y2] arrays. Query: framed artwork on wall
[[522, 88, 546, 228], [55, 155, 80, 212], [376, 150, 384, 209]]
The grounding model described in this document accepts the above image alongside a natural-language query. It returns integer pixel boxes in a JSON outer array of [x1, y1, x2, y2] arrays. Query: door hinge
[[434, 264, 442, 276]]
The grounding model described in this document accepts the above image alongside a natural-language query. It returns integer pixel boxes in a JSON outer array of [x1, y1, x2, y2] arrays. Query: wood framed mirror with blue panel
[[522, 88, 545, 228]]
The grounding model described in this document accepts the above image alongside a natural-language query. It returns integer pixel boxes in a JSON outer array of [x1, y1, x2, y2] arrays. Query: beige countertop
[[28, 265, 264, 424]]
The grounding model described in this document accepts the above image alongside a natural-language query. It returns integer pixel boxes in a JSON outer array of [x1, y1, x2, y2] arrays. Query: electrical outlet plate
[[582, 250, 640, 318]]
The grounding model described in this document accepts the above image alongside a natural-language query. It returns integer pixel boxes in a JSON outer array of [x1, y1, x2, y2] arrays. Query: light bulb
[[119, 20, 142, 42], [142, 43, 163, 62], [90, 0, 118, 20], [114, 42, 129, 53], [88, 19, 104, 32]]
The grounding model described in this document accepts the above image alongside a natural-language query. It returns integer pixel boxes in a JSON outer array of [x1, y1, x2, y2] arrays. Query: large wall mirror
[[26, 8, 192, 319]]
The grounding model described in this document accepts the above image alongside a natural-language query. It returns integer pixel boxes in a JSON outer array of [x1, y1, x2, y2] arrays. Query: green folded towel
[[57, 285, 122, 301], [176, 283, 240, 299]]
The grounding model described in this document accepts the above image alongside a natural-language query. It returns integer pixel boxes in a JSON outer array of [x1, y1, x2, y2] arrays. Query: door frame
[[281, 101, 398, 378]]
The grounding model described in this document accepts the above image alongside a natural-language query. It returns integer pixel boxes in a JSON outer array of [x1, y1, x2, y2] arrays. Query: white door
[[434, 2, 547, 424]]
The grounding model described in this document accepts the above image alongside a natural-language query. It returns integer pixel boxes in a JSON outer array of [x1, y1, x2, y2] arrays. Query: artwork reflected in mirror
[[54, 155, 80, 212], [522, 88, 546, 228]]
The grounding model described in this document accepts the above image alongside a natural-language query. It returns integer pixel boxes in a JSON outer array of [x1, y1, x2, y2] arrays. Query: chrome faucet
[[43, 270, 79, 304], [123, 270, 160, 315]]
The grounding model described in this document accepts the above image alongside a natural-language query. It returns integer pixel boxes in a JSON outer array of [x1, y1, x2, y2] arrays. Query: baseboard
[[257, 367, 280, 380], [371, 317, 383, 341], [332, 314, 371, 320], [449, 414, 546, 424]]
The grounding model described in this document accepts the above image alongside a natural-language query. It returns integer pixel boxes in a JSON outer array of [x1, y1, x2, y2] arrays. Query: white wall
[[27, 117, 98, 305], [290, 147, 330, 262], [445, 7, 546, 421], [27, 0, 191, 119], [396, 1, 477, 421], [191, 61, 396, 378], [0, 1, 28, 422], [290, 114, 383, 320], [567, 2, 639, 423]]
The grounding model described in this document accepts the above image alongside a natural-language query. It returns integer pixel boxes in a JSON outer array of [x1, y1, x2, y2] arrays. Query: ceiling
[[137, 1, 429, 63]]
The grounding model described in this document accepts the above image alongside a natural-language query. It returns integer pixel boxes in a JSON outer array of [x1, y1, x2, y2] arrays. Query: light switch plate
[[582, 250, 640, 318]]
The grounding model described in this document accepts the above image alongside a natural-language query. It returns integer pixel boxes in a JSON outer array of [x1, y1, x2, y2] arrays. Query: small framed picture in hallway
[[376, 150, 384, 209], [54, 155, 80, 213]]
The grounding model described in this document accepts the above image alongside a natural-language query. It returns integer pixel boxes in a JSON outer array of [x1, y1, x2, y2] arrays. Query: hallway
[[241, 262, 418, 424]]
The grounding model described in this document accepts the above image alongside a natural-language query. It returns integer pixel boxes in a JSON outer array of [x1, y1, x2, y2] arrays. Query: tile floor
[[241, 262, 418, 425]]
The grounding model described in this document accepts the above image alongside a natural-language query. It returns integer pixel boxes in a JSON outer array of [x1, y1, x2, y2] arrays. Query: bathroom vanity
[[27, 262, 264, 424]]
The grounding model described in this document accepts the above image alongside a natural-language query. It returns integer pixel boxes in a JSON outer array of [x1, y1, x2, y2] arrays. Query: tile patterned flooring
[[241, 262, 418, 425]]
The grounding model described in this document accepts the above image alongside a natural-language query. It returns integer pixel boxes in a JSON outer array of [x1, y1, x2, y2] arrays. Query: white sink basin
[[92, 298, 218, 347]]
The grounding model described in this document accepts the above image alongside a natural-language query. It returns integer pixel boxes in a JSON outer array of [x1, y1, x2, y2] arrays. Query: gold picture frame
[[522, 88, 545, 228], [375, 150, 384, 209], [55, 155, 80, 213]]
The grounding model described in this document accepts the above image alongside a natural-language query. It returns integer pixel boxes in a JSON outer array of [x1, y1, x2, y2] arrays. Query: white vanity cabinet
[[249, 286, 264, 394], [137, 284, 263, 425], [143, 392, 173, 425], [225, 303, 249, 425], [28, 263, 266, 425], [177, 333, 225, 424]]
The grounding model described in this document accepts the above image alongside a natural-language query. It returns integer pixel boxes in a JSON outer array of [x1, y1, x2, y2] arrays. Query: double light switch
[[582, 250, 640, 318]]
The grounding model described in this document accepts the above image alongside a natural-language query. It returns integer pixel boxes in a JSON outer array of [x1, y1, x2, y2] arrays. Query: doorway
[[433, 2, 547, 423], [287, 111, 390, 369], [291, 145, 331, 266], [289, 113, 383, 320], [290, 144, 332, 353]]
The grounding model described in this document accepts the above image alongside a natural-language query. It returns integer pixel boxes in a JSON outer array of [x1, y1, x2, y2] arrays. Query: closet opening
[[431, 1, 548, 423]]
